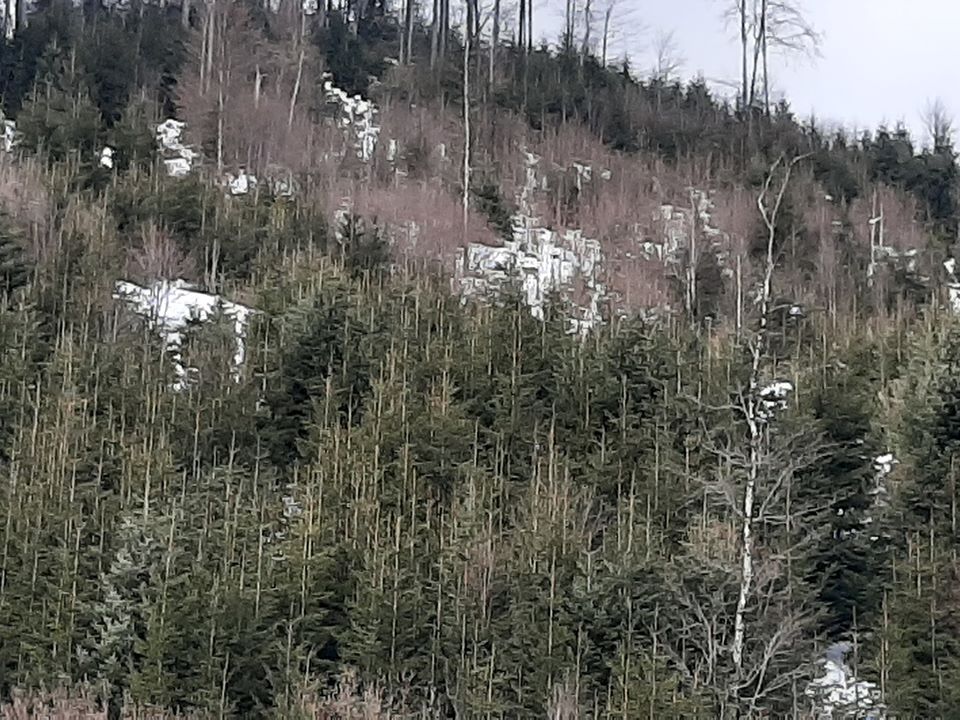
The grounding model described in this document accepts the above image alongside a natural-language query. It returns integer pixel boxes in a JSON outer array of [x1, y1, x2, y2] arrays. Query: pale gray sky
[[543, 0, 960, 144]]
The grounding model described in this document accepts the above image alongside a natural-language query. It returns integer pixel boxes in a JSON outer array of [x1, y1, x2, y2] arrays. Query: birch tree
[[665, 155, 825, 716]]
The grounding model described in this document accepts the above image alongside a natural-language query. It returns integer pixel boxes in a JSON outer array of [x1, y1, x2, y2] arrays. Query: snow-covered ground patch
[[113, 279, 254, 390], [806, 642, 884, 719]]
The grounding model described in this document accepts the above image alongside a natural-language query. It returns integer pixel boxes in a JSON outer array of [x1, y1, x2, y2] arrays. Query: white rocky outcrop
[[757, 380, 794, 419], [156, 119, 199, 177], [806, 642, 884, 719], [99, 146, 115, 169], [944, 258, 960, 311], [2, 116, 16, 153], [226, 168, 257, 196], [321, 77, 379, 161], [113, 279, 254, 390], [456, 150, 605, 334]]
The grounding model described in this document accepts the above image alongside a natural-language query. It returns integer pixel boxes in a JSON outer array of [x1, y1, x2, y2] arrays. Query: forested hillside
[[0, 0, 958, 717]]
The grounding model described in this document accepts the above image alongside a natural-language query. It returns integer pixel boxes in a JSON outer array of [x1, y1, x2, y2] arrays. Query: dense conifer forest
[[0, 0, 958, 717]]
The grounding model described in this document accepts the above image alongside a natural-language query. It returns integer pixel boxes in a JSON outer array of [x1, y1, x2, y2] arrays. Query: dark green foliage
[[311, 9, 396, 98], [0, 0, 79, 115], [471, 179, 515, 242], [77, 19, 138, 126], [799, 342, 892, 639], [337, 212, 390, 279], [16, 59, 103, 162], [0, 212, 29, 298], [263, 280, 383, 469], [897, 328, 960, 542]]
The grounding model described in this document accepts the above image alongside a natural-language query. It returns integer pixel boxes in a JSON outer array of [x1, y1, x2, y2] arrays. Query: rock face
[[2, 114, 16, 153], [455, 148, 735, 333], [806, 642, 884, 719], [156, 119, 199, 177], [113, 279, 254, 390], [322, 78, 380, 162], [456, 151, 605, 334]]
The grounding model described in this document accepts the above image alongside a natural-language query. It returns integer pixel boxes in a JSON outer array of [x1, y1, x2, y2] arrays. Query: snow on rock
[[2, 116, 16, 153], [156, 119, 199, 177], [868, 452, 897, 513], [758, 380, 793, 419], [641, 188, 727, 267], [806, 643, 884, 719], [459, 229, 603, 332], [99, 146, 115, 169], [113, 279, 254, 389], [944, 258, 960, 312], [873, 453, 896, 479], [456, 149, 736, 334], [457, 150, 605, 334], [321, 77, 380, 161], [226, 168, 257, 196]]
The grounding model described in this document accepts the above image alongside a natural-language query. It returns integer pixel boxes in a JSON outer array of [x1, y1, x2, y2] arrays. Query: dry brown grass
[[0, 154, 51, 250], [349, 183, 501, 267], [1, 673, 428, 720], [176, 1, 324, 177]]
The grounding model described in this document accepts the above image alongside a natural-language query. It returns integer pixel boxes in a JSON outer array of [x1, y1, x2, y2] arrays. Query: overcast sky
[[542, 0, 960, 144]]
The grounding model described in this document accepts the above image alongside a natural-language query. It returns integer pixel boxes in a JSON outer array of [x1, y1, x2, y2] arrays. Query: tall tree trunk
[[462, 0, 471, 243], [440, 0, 448, 64], [761, 0, 769, 115], [739, 0, 748, 111], [732, 154, 806, 706], [527, 0, 532, 53], [580, 0, 591, 64], [429, 0, 439, 68], [488, 0, 499, 87], [216, 68, 224, 175], [288, 48, 305, 131], [601, 4, 612, 67], [406, 0, 416, 64], [518, 0, 525, 52]]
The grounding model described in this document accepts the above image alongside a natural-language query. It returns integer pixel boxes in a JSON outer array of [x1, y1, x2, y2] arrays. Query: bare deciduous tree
[[651, 29, 683, 83], [922, 98, 954, 152], [724, 0, 819, 116]]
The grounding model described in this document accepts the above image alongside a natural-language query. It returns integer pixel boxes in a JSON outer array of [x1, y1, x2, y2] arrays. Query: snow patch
[[113, 279, 255, 390]]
